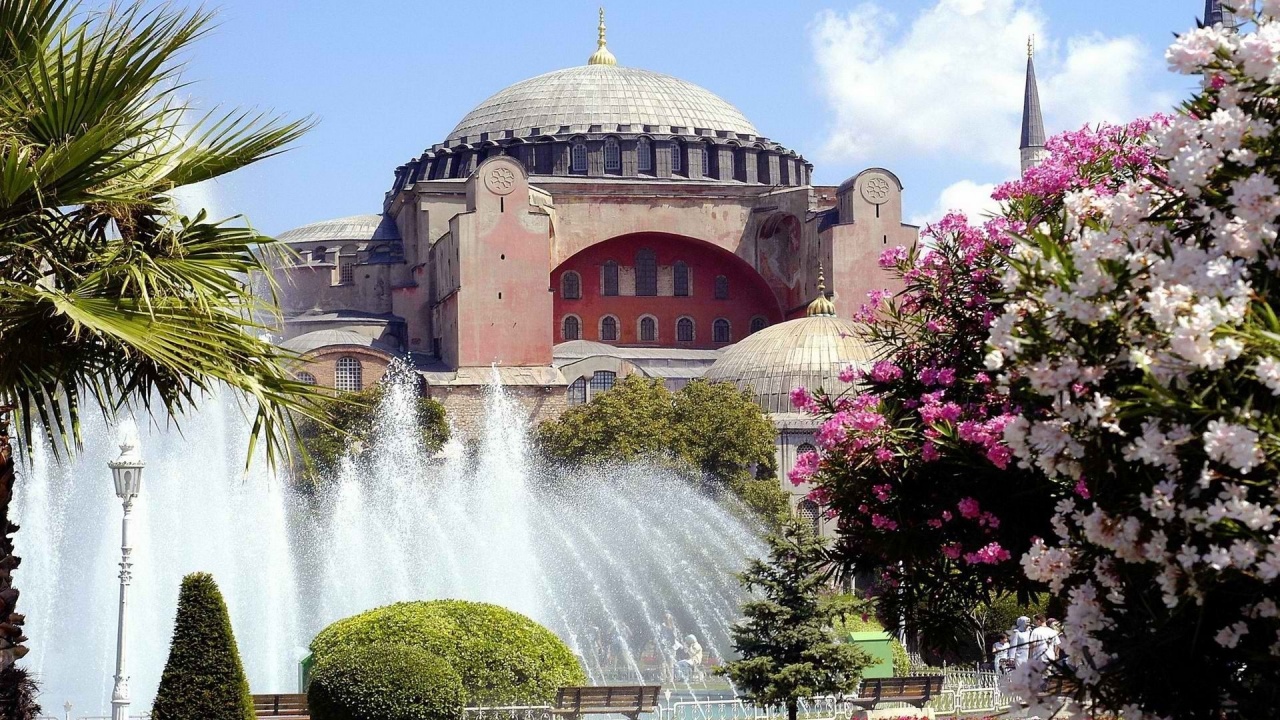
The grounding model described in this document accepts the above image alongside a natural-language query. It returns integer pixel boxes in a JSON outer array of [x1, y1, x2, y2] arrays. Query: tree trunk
[[788, 700, 797, 720], [0, 410, 36, 718]]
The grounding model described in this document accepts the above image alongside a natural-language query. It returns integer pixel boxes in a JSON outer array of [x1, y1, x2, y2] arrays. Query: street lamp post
[[107, 435, 143, 720]]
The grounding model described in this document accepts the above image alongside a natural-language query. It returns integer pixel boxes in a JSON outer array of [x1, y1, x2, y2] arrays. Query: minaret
[[1019, 36, 1047, 176], [588, 7, 617, 66], [1202, 0, 1240, 31]]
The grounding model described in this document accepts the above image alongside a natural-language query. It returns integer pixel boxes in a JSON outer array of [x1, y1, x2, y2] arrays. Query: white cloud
[[810, 0, 1170, 172], [909, 179, 1001, 228]]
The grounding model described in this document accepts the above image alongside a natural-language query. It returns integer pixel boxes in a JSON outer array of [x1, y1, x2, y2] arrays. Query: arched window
[[637, 137, 653, 172], [602, 261, 619, 296], [312, 246, 328, 263], [338, 255, 355, 284], [798, 442, 817, 456], [750, 316, 767, 334], [296, 371, 317, 385], [677, 317, 694, 342], [702, 141, 714, 177], [604, 137, 621, 171], [590, 370, 616, 395], [797, 498, 821, 535], [568, 377, 588, 405], [571, 139, 588, 172], [639, 316, 657, 342], [562, 271, 581, 300], [525, 143, 537, 172], [671, 140, 683, 173], [713, 318, 731, 344], [563, 315, 581, 341], [673, 261, 690, 297], [335, 356, 363, 392], [635, 248, 657, 296], [600, 315, 619, 342], [714, 275, 729, 299]]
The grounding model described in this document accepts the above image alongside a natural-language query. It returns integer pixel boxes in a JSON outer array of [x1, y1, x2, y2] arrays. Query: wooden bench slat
[[552, 686, 661, 717]]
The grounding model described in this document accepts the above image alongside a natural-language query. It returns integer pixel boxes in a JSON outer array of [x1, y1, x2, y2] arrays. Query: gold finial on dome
[[1027, 35, 1034, 59], [807, 264, 837, 317], [588, 7, 617, 66]]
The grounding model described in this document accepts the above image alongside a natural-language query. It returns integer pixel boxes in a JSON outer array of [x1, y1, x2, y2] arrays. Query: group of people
[[991, 615, 1061, 673]]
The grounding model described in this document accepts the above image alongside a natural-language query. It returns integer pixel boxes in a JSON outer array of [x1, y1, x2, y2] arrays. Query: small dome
[[281, 330, 397, 355], [447, 65, 759, 142], [703, 316, 874, 414], [276, 214, 400, 245]]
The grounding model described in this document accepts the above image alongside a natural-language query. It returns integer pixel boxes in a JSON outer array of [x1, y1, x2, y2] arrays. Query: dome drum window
[[637, 137, 653, 173], [590, 370, 616, 394], [571, 140, 588, 173], [635, 249, 657, 296], [568, 377, 588, 405], [604, 137, 621, 172]]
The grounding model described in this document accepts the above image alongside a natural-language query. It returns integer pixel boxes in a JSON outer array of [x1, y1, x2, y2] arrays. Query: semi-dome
[[276, 214, 399, 245], [447, 64, 759, 143], [704, 315, 875, 415]]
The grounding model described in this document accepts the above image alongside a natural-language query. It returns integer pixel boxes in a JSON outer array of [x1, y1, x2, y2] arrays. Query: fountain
[[13, 367, 765, 713]]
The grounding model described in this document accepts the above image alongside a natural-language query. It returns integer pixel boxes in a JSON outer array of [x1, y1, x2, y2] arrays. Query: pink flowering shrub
[[989, 11, 1280, 718], [797, 89, 1164, 666]]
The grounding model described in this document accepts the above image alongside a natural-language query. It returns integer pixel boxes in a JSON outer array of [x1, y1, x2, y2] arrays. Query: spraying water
[[15, 367, 765, 713]]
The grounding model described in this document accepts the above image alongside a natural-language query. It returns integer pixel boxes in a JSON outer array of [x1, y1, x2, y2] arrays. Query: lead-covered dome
[[447, 65, 759, 143], [704, 315, 875, 415]]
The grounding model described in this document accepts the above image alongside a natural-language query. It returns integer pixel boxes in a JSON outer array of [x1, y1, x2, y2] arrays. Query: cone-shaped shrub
[[151, 572, 254, 720]]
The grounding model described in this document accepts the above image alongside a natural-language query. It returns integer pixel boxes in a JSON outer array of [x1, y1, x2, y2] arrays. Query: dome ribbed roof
[[703, 316, 875, 414], [447, 65, 759, 142], [276, 214, 399, 245]]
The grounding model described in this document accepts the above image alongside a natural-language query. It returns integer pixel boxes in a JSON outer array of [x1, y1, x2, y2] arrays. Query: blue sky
[[178, 0, 1210, 234]]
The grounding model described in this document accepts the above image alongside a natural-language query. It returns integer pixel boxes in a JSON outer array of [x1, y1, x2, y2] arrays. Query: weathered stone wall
[[428, 384, 568, 441]]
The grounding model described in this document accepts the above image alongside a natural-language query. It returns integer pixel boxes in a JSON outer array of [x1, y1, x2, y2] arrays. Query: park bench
[[253, 693, 310, 719], [850, 676, 944, 710], [552, 685, 661, 720]]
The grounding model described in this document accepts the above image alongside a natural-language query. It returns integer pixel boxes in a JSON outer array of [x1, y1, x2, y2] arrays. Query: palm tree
[[0, 2, 327, 712]]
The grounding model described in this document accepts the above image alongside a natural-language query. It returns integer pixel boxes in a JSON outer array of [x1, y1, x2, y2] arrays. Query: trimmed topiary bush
[[311, 600, 586, 705], [151, 573, 254, 720], [308, 644, 464, 720]]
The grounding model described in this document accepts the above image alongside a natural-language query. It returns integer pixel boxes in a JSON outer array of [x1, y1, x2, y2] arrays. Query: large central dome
[[447, 64, 759, 143]]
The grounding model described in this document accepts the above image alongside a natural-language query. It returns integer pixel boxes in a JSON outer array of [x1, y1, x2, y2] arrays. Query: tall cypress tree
[[717, 523, 869, 720], [152, 573, 254, 720]]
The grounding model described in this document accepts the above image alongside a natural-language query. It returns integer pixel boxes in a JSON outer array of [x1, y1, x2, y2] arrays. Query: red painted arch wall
[[551, 233, 782, 349]]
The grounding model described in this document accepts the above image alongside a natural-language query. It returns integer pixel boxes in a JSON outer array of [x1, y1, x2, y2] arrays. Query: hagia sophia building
[[271, 9, 1049, 531]]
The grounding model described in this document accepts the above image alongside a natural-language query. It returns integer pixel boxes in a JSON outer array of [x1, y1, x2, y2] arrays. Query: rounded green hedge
[[309, 644, 464, 720], [311, 600, 586, 705]]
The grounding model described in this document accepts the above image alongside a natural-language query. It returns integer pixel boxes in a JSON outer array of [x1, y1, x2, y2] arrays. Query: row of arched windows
[[296, 357, 363, 392], [564, 137, 733, 178], [562, 314, 766, 343], [560, 254, 728, 299]]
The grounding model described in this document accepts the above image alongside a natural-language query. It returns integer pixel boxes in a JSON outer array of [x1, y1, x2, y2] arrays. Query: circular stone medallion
[[485, 166, 517, 195], [861, 176, 892, 205]]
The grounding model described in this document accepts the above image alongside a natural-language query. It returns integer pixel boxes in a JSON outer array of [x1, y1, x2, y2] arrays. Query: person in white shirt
[[1028, 614, 1061, 665], [991, 632, 1012, 673], [1011, 616, 1032, 667]]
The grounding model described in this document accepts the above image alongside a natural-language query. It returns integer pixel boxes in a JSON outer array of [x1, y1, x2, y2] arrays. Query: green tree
[[308, 645, 465, 720], [151, 573, 254, 720], [535, 377, 786, 520], [295, 381, 449, 487], [717, 523, 870, 720], [0, 1, 323, 702]]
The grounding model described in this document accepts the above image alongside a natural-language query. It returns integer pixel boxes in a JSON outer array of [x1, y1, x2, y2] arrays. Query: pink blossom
[[870, 514, 899, 531], [942, 543, 963, 560], [1075, 477, 1091, 500], [878, 245, 908, 268], [963, 542, 1012, 565], [870, 361, 904, 383], [958, 497, 981, 519], [922, 441, 940, 462], [790, 386, 817, 413], [838, 365, 860, 383]]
